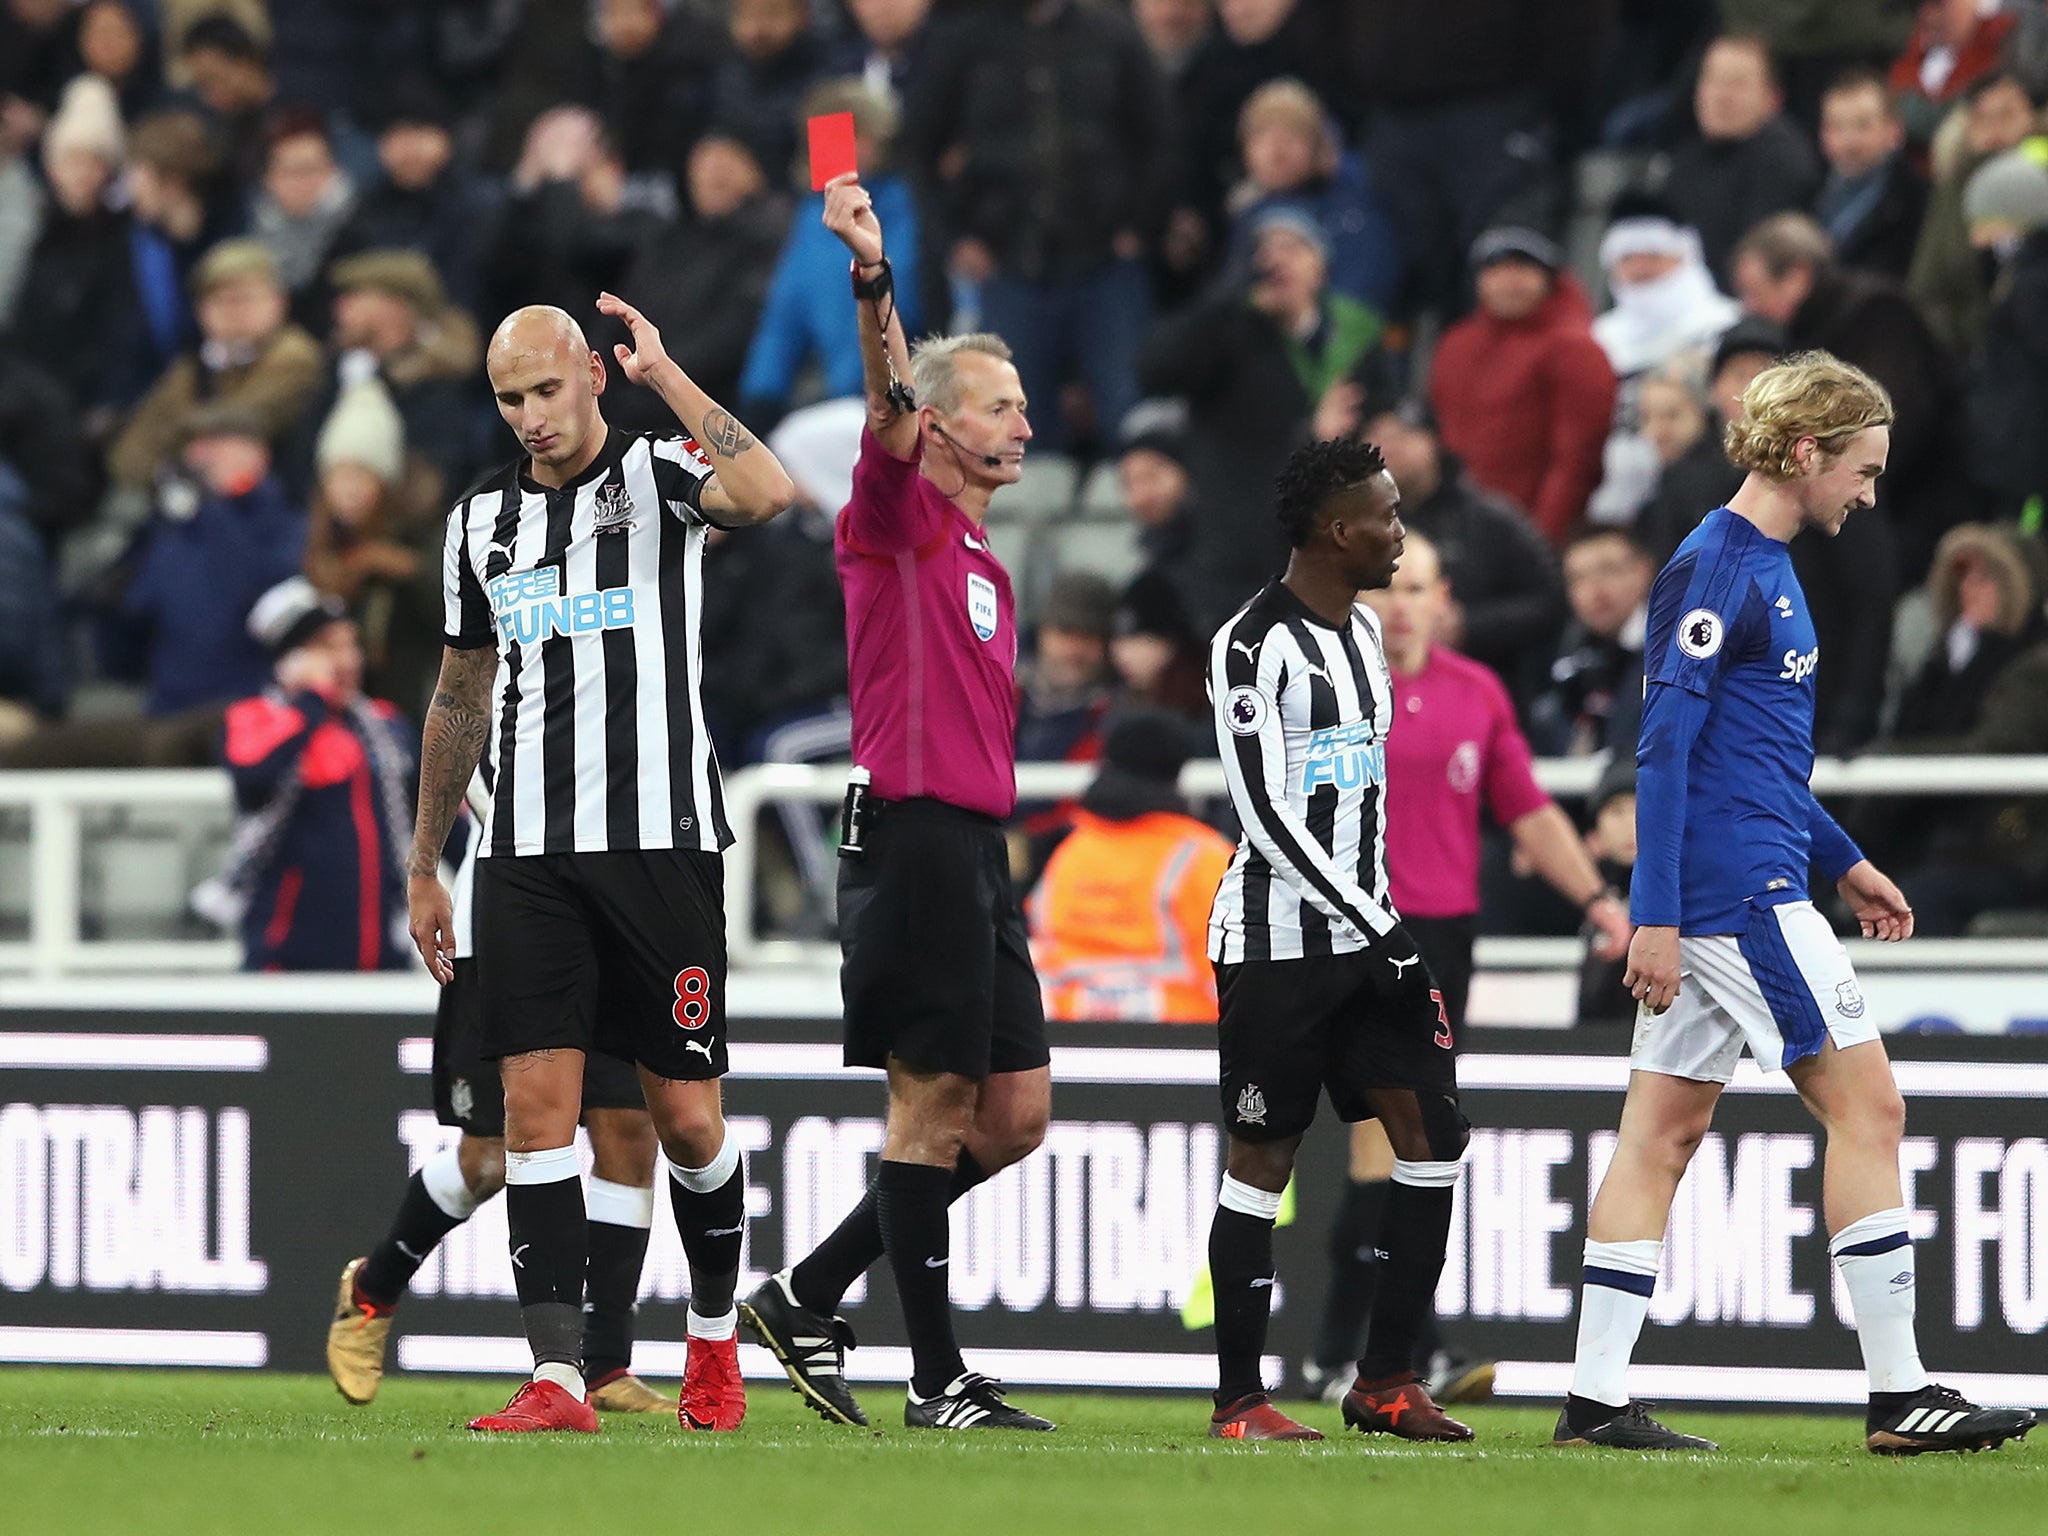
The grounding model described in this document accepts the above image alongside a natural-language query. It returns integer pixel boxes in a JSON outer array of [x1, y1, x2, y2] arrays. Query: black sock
[[1209, 1205, 1277, 1410], [791, 1151, 988, 1314], [356, 1172, 467, 1307], [1359, 1179, 1455, 1381], [1311, 1178, 1387, 1370], [506, 1169, 586, 1371], [670, 1154, 746, 1320], [879, 1159, 966, 1397], [582, 1218, 651, 1381]]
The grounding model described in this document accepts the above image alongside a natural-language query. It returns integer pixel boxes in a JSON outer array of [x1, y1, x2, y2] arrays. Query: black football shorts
[[433, 957, 644, 1136], [838, 798, 1050, 1079], [1215, 946, 1459, 1142], [476, 849, 729, 1081]]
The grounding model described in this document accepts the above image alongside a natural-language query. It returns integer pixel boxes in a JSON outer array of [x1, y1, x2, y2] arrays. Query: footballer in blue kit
[[1554, 353, 2037, 1457]]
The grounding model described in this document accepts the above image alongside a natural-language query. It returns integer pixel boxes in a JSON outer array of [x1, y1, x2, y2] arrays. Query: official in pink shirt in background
[[739, 173, 1057, 1436], [1301, 530, 1635, 1408]]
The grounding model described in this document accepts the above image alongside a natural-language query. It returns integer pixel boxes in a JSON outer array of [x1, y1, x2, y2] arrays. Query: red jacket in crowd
[[1889, 10, 2015, 117], [222, 689, 415, 973], [1429, 272, 1616, 548]]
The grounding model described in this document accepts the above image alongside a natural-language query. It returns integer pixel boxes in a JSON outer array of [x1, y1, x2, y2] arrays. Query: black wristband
[[1582, 885, 1621, 914], [851, 256, 893, 301]]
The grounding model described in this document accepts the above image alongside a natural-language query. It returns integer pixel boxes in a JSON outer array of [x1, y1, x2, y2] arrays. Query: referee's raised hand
[[823, 172, 884, 267]]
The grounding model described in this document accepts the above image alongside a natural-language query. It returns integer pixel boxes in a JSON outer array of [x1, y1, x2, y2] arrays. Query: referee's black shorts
[[432, 958, 644, 1137], [837, 798, 1050, 1080], [476, 849, 728, 1082]]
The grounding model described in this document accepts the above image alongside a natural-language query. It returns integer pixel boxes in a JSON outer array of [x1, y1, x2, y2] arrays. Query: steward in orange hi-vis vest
[[1027, 713, 1232, 1022]]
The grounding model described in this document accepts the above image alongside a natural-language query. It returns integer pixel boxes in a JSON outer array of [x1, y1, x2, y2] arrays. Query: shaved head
[[488, 305, 591, 380], [487, 305, 607, 484]]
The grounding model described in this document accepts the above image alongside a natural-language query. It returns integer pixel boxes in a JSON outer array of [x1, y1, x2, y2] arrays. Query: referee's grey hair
[[910, 333, 1015, 418]]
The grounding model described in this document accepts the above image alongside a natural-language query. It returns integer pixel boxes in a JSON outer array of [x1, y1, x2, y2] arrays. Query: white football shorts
[[1630, 899, 1880, 1082]]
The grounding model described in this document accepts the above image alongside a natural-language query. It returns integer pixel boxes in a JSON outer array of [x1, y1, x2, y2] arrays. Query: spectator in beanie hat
[[1965, 144, 2048, 518], [213, 575, 416, 971], [1592, 195, 1742, 385], [1429, 225, 1616, 548], [1116, 398, 1198, 612], [1138, 203, 1389, 630], [1016, 571, 1119, 770], [1111, 568, 1208, 730], [304, 376, 443, 715]]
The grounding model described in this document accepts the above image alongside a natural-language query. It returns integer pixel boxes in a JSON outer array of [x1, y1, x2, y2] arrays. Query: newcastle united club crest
[[593, 479, 636, 535]]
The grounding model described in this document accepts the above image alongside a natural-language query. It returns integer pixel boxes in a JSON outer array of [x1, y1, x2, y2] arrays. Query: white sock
[[1830, 1208, 1930, 1395], [1569, 1238, 1662, 1409], [687, 1306, 738, 1341], [586, 1176, 656, 1229], [670, 1130, 740, 1193], [420, 1146, 480, 1220], [534, 1360, 585, 1400]]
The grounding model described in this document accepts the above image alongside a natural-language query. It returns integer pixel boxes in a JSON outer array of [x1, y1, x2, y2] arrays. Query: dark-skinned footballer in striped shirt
[[405, 295, 794, 1435], [1200, 438, 1476, 1445]]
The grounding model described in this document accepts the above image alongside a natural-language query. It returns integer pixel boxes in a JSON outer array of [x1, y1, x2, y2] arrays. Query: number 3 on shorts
[[672, 967, 712, 1029]]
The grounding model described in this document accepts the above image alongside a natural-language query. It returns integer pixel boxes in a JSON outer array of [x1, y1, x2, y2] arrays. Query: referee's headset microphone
[[932, 422, 1004, 469], [924, 420, 1001, 501]]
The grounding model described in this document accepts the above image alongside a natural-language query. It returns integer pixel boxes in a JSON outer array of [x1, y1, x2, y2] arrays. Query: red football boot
[[679, 1333, 747, 1431], [1341, 1372, 1474, 1442], [468, 1379, 600, 1433], [1208, 1392, 1326, 1441]]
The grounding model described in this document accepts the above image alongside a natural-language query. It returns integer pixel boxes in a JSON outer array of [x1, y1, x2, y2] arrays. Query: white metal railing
[[721, 755, 2048, 969], [0, 758, 2046, 977], [0, 770, 236, 978]]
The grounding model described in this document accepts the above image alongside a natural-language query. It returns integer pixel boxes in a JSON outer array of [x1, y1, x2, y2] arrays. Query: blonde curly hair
[[1724, 350, 1894, 479]]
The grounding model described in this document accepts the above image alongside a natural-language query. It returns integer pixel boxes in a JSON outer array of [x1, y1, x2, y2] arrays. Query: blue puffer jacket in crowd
[[738, 174, 923, 414], [222, 687, 415, 972], [1225, 152, 1403, 313], [98, 475, 306, 717]]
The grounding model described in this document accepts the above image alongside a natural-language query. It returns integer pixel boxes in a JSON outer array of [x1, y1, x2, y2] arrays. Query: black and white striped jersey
[[1207, 581, 1399, 965], [441, 427, 735, 858]]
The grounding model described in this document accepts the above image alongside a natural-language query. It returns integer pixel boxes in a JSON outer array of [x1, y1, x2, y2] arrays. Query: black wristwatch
[[851, 255, 892, 301]]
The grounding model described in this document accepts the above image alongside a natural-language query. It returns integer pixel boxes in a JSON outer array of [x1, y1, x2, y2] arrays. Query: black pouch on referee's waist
[[838, 767, 872, 860]]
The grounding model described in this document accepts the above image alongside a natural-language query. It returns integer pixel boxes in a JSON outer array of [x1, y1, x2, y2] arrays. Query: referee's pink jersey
[[1386, 645, 1550, 918], [835, 427, 1020, 819]]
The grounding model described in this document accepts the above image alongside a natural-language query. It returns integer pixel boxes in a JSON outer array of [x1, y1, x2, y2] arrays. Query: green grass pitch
[[3, 1369, 2040, 1536]]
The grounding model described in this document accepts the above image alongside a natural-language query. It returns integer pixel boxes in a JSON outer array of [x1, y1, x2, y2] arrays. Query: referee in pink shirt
[[1302, 530, 1634, 1405], [740, 174, 1054, 1435]]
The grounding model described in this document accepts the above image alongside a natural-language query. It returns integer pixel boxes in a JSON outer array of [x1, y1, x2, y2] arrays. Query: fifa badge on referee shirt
[[967, 573, 998, 641], [593, 480, 636, 535]]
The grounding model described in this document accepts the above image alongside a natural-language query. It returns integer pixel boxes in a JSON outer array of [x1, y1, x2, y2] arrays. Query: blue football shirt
[[1632, 507, 1863, 934]]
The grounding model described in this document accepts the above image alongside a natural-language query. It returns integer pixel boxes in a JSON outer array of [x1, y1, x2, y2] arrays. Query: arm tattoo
[[699, 407, 755, 457], [408, 646, 497, 878]]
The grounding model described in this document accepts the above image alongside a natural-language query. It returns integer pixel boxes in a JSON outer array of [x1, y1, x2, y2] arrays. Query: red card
[[808, 111, 858, 191]]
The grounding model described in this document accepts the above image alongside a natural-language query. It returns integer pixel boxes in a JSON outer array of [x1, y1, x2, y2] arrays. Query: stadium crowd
[[2, 0, 2048, 975]]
